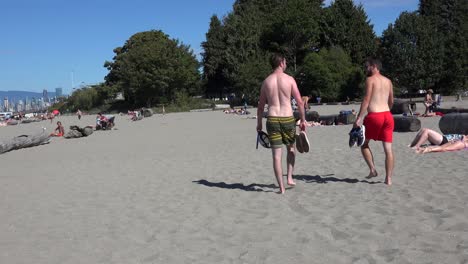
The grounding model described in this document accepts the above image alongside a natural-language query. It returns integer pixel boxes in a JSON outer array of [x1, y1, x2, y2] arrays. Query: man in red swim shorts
[[354, 58, 394, 185]]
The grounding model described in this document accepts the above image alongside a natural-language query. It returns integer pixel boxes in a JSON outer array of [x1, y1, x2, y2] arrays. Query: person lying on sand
[[296, 120, 321, 127], [416, 136, 468, 154], [409, 128, 466, 150]]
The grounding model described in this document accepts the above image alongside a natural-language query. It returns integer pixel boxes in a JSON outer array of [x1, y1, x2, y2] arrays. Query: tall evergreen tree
[[380, 12, 444, 93], [262, 0, 323, 72], [201, 15, 228, 98], [321, 0, 377, 65], [420, 0, 468, 93]]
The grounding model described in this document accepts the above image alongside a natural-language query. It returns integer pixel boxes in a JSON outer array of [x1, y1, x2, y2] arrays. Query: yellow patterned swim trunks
[[266, 116, 296, 148]]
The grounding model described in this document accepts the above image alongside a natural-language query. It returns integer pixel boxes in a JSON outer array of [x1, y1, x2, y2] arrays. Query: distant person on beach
[[76, 109, 82, 120], [423, 89, 437, 116], [354, 58, 394, 185], [302, 96, 310, 111], [257, 53, 306, 194], [409, 128, 466, 150], [96, 113, 115, 130], [50, 121, 65, 137]]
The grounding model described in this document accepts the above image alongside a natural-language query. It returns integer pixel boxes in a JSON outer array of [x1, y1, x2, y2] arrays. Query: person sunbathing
[[416, 136, 468, 153], [409, 128, 466, 150]]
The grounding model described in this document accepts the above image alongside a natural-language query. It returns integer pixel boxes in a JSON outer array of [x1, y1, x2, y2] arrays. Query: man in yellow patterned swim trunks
[[257, 53, 306, 194]]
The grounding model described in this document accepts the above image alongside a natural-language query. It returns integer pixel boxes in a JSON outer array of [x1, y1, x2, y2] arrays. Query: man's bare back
[[260, 71, 302, 117], [365, 74, 393, 113]]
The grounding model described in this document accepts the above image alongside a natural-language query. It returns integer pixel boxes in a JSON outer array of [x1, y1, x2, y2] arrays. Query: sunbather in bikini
[[416, 136, 468, 153], [409, 128, 466, 150]]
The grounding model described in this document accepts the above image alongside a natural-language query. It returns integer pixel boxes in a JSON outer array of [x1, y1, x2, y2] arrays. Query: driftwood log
[[142, 108, 153, 117], [436, 108, 468, 114], [391, 100, 411, 115], [64, 126, 94, 139], [337, 113, 356, 125], [319, 114, 339, 126], [292, 111, 319, 121], [439, 113, 468, 135], [393, 115, 421, 132], [7, 120, 19, 126], [0, 130, 50, 154], [21, 119, 40, 124]]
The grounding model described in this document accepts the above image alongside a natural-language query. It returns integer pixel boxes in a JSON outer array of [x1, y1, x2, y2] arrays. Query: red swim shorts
[[363, 111, 394, 143]]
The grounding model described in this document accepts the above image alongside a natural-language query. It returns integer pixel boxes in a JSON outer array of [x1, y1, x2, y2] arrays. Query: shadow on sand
[[193, 180, 277, 192], [294, 174, 382, 184]]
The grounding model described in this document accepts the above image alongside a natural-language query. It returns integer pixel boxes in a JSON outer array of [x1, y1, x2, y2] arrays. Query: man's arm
[[257, 83, 267, 131], [291, 78, 306, 131], [355, 78, 373, 126]]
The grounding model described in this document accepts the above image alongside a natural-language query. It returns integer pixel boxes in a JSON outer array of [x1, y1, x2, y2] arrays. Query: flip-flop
[[257, 131, 271, 149], [299, 131, 310, 153], [295, 133, 304, 153]]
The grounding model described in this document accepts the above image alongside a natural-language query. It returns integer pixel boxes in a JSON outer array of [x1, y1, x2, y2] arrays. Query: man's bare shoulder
[[369, 74, 392, 84], [263, 72, 277, 83]]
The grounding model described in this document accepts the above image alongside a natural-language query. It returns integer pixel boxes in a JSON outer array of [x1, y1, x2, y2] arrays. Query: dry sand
[[1, 100, 467, 264]]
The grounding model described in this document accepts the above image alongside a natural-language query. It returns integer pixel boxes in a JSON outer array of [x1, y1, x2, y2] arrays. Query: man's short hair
[[365, 58, 382, 71], [270, 53, 285, 69]]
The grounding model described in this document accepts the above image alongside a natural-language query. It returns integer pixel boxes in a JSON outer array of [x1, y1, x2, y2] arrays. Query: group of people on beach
[[257, 54, 466, 194]]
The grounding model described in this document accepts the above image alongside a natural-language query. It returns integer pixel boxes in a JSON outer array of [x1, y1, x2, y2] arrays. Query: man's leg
[[361, 139, 378, 178], [382, 142, 394, 185], [271, 147, 285, 194], [286, 144, 296, 186]]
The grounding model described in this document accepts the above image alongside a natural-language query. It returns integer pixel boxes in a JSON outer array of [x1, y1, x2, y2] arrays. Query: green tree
[[201, 15, 229, 98], [321, 0, 377, 65], [104, 30, 200, 107], [299, 46, 360, 101], [380, 12, 443, 93], [419, 0, 468, 93], [261, 0, 323, 72]]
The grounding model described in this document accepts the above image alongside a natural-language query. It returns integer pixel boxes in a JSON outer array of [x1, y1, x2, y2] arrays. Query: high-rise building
[[43, 89, 49, 103], [3, 97, 9, 111], [55, 87, 63, 97]]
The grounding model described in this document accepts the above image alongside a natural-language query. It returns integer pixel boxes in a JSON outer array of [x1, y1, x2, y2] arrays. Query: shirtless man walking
[[354, 58, 394, 185], [257, 53, 306, 194]]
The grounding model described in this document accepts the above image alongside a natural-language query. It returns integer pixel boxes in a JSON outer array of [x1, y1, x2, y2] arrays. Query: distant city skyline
[[1, 0, 418, 94]]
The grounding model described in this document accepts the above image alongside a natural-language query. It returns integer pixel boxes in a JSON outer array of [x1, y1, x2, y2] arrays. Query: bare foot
[[416, 147, 430, 154], [385, 177, 392, 186], [287, 180, 296, 186], [277, 187, 285, 194], [365, 170, 378, 179]]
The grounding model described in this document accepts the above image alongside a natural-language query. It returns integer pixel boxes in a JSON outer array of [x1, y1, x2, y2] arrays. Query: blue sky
[[1, 0, 418, 94]]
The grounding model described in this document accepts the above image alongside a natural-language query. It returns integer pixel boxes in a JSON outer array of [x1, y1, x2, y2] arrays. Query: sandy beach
[[1, 100, 467, 263]]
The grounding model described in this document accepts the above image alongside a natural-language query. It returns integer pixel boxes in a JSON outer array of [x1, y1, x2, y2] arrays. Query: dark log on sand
[[436, 108, 468, 114], [65, 126, 94, 138], [439, 113, 468, 135], [391, 100, 411, 115], [142, 108, 153, 117], [293, 111, 319, 121], [319, 114, 339, 126], [0, 130, 50, 154], [337, 112, 356, 125], [393, 115, 421, 132]]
